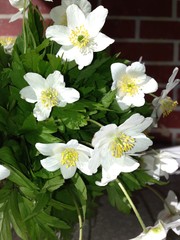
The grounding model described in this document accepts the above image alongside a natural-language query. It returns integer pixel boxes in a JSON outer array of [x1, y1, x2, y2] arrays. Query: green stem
[[116, 178, 147, 232], [71, 195, 83, 240], [88, 119, 103, 128]]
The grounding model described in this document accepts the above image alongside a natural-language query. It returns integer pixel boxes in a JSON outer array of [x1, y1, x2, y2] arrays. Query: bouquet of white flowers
[[0, 0, 180, 239]]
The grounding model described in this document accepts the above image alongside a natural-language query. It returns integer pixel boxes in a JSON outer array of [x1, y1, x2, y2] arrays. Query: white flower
[[158, 190, 180, 235], [46, 4, 114, 70], [50, 0, 91, 25], [111, 61, 158, 110], [9, 0, 29, 22], [20, 70, 80, 121], [90, 113, 153, 186], [141, 149, 180, 180], [35, 140, 93, 179], [0, 36, 16, 54], [130, 221, 167, 240], [151, 67, 180, 126], [0, 165, 10, 181]]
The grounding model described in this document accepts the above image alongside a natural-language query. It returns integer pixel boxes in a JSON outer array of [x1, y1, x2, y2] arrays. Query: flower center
[[69, 25, 90, 48], [61, 148, 79, 168], [118, 75, 139, 96], [160, 97, 178, 117], [110, 133, 135, 158], [40, 88, 59, 108]]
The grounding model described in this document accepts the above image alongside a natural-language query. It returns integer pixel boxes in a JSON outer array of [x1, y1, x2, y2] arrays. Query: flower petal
[[46, 25, 71, 45], [36, 143, 61, 156], [66, 4, 85, 29], [59, 87, 80, 104], [24, 72, 45, 92], [20, 86, 37, 103], [76, 152, 92, 175], [33, 103, 51, 121], [40, 156, 60, 172], [93, 33, 114, 52], [60, 165, 76, 179], [0, 165, 10, 180]]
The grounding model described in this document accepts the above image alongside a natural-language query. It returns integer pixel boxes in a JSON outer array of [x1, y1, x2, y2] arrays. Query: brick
[[103, 19, 135, 39], [146, 65, 180, 84], [177, 0, 180, 17], [141, 21, 180, 39], [0, 2, 17, 14], [110, 42, 174, 61], [158, 110, 180, 128], [101, 0, 172, 17], [0, 19, 22, 36]]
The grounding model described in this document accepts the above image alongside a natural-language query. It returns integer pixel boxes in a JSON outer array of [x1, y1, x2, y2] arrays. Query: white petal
[[93, 33, 114, 52], [118, 155, 139, 173], [40, 156, 60, 172], [46, 71, 65, 88], [76, 152, 92, 175], [111, 62, 127, 83], [60, 165, 76, 179], [142, 77, 158, 93], [50, 6, 67, 25], [9, 11, 22, 22], [35, 143, 61, 156], [33, 103, 51, 121], [20, 86, 37, 103], [59, 87, 80, 103], [57, 45, 78, 61], [66, 4, 85, 29], [86, 6, 108, 37], [130, 135, 153, 153], [46, 25, 71, 45], [75, 51, 94, 69], [0, 165, 10, 180], [24, 72, 45, 92]]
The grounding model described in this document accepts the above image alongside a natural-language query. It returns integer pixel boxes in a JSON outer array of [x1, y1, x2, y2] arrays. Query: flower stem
[[71, 195, 83, 240], [116, 178, 147, 232], [88, 119, 103, 128]]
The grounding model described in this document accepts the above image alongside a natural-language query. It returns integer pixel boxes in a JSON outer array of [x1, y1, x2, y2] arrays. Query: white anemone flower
[[151, 67, 180, 126], [141, 150, 180, 180], [90, 113, 153, 186], [130, 221, 167, 240], [0, 165, 10, 181], [111, 61, 158, 110], [35, 140, 93, 179], [46, 4, 114, 70], [9, 0, 29, 22], [158, 190, 180, 235], [50, 0, 91, 25], [20, 70, 80, 121]]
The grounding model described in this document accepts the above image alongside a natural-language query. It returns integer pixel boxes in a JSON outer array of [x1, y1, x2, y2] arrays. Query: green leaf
[[101, 90, 116, 108], [72, 173, 87, 219], [107, 181, 131, 214], [8, 191, 28, 240], [42, 175, 65, 192], [0, 204, 12, 240], [24, 192, 51, 221]]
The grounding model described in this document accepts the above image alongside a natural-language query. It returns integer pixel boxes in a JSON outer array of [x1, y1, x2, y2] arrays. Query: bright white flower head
[[9, 0, 29, 22], [20, 70, 80, 121], [36, 140, 93, 179], [151, 67, 180, 126], [46, 4, 114, 70], [50, 0, 91, 25], [90, 113, 153, 186], [141, 149, 180, 180], [158, 190, 180, 235], [111, 61, 158, 110], [129, 221, 167, 240], [0, 165, 10, 181]]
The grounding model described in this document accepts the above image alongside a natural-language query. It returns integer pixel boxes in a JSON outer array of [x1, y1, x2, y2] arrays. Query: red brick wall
[[1, 0, 180, 146]]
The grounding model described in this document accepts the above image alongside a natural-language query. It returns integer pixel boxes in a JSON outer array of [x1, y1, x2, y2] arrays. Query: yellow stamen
[[61, 148, 79, 168], [40, 88, 59, 108], [110, 133, 135, 158], [69, 25, 90, 48], [0, 36, 16, 47], [160, 97, 178, 117], [118, 75, 139, 96]]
